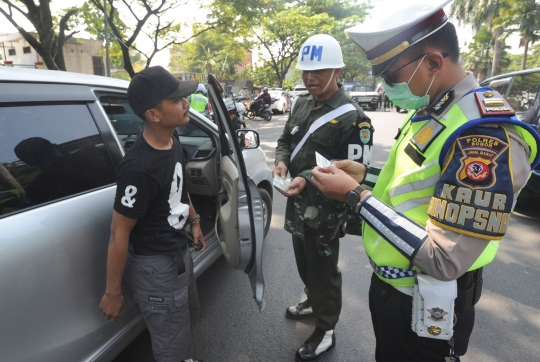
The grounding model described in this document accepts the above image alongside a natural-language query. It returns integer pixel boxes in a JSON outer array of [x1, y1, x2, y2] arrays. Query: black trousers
[[369, 273, 475, 361], [384, 96, 392, 108], [292, 225, 342, 331]]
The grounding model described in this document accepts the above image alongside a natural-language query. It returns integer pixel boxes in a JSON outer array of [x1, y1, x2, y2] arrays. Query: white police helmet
[[196, 83, 207, 95], [295, 34, 345, 71]]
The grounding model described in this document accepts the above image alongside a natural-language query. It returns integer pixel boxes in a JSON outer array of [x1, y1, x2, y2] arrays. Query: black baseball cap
[[127, 66, 199, 115]]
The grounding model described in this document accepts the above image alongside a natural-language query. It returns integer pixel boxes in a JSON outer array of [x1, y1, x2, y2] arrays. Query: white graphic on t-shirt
[[121, 185, 137, 208], [168, 162, 190, 229]]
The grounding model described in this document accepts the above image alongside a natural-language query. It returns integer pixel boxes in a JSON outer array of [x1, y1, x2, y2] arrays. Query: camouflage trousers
[[292, 224, 342, 331]]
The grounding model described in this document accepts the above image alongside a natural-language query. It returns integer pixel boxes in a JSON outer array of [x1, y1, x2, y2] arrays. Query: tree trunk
[[491, 28, 504, 77], [522, 41, 529, 70], [40, 51, 59, 70], [119, 42, 135, 78]]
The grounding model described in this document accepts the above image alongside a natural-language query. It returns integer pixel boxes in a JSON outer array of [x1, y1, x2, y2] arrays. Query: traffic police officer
[[189, 84, 209, 115], [273, 34, 373, 362], [311, 1, 540, 361]]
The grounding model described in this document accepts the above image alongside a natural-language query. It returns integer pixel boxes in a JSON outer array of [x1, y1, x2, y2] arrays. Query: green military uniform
[[275, 85, 372, 331]]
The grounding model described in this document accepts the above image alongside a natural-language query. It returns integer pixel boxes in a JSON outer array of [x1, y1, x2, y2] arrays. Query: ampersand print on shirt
[[121, 185, 137, 208]]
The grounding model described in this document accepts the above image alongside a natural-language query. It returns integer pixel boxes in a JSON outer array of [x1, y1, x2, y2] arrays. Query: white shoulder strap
[[290, 103, 357, 161]]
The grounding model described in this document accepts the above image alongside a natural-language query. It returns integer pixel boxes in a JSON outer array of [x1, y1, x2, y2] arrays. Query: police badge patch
[[456, 135, 509, 189], [358, 121, 371, 144], [411, 118, 445, 153], [427, 307, 448, 322]]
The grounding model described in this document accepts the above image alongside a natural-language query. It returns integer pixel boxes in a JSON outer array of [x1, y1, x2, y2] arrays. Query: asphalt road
[[115, 107, 540, 362]]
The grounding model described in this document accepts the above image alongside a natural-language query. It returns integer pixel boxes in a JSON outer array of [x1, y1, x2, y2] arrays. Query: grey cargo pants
[[124, 248, 199, 362]]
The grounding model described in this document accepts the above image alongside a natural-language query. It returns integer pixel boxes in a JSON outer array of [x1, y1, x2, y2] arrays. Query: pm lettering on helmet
[[301, 45, 324, 62]]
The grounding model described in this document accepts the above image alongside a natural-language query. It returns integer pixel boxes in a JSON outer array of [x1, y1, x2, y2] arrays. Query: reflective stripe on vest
[[190, 94, 208, 113], [364, 91, 539, 287]]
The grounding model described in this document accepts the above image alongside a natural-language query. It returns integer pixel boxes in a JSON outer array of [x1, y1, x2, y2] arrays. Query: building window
[[23, 46, 31, 54], [92, 56, 104, 76], [8, 49, 16, 56]]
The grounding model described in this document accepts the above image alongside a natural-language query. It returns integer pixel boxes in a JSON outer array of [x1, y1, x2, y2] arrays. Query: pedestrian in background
[[310, 1, 540, 361], [273, 34, 373, 362], [376, 82, 383, 109]]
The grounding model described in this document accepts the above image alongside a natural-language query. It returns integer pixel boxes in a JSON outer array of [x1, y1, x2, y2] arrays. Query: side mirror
[[237, 129, 260, 149]]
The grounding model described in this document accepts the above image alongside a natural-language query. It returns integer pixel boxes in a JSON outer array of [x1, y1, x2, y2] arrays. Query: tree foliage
[[87, 0, 225, 78], [462, 26, 512, 82], [203, 0, 371, 87], [0, 0, 80, 70], [495, 0, 540, 70], [169, 29, 248, 80], [79, 1, 143, 75]]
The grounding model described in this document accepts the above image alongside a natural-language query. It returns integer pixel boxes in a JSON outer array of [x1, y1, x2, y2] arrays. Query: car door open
[[206, 74, 265, 311]]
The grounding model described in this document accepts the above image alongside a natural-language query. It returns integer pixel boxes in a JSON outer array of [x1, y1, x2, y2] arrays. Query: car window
[[100, 95, 144, 151], [352, 85, 374, 92], [0, 104, 116, 217], [99, 95, 214, 158], [506, 73, 540, 113], [486, 77, 512, 95], [177, 120, 215, 160]]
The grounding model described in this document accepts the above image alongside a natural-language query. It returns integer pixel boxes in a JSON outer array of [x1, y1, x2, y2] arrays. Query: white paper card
[[315, 152, 332, 168], [273, 175, 292, 193]]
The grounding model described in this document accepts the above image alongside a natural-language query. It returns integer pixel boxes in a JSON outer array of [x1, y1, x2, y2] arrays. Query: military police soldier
[[310, 1, 540, 361], [273, 34, 373, 362]]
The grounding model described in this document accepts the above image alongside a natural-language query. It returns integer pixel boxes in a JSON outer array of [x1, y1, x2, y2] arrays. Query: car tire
[[258, 188, 272, 238]]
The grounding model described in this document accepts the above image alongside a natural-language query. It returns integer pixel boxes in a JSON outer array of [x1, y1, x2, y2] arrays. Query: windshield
[[269, 91, 282, 98], [352, 85, 374, 92]]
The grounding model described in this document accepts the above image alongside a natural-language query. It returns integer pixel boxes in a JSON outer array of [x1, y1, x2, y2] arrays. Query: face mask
[[383, 55, 435, 110]]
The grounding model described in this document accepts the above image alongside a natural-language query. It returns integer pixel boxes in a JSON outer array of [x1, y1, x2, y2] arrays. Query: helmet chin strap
[[321, 69, 335, 93]]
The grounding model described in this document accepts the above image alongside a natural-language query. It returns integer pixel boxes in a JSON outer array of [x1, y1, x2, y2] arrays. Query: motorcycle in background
[[247, 97, 273, 122], [223, 96, 246, 129], [234, 96, 247, 128]]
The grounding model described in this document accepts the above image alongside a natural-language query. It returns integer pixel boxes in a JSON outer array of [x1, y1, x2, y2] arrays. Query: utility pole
[[104, 0, 111, 77]]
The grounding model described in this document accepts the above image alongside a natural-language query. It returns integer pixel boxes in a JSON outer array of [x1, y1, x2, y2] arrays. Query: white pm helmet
[[295, 34, 345, 71]]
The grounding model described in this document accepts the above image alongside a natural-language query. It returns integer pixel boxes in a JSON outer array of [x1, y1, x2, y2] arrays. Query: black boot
[[286, 300, 313, 319], [295, 328, 335, 362]]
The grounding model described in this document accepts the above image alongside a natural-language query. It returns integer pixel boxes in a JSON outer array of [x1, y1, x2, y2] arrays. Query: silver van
[[0, 68, 272, 361]]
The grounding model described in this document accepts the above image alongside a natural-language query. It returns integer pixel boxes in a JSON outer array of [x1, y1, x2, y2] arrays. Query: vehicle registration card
[[273, 175, 292, 193], [315, 152, 332, 168]]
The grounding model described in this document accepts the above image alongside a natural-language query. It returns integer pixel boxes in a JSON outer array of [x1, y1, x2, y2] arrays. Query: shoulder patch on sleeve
[[475, 90, 515, 117], [428, 127, 514, 240]]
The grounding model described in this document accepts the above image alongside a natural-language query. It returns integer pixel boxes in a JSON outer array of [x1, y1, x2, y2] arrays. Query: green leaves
[[201, 0, 370, 87]]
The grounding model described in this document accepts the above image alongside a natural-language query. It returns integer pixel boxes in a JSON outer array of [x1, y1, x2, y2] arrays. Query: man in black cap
[[99, 66, 205, 362]]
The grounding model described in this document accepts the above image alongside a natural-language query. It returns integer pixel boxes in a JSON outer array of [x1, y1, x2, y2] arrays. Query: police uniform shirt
[[381, 73, 532, 282]]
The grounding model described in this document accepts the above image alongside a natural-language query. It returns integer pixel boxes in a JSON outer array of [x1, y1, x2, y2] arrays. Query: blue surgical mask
[[383, 55, 435, 110]]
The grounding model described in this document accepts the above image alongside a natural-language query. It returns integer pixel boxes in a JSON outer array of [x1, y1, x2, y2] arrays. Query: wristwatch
[[188, 214, 201, 225], [345, 185, 365, 207]]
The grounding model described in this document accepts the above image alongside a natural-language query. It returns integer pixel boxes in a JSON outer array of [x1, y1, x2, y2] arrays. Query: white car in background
[[269, 90, 291, 113]]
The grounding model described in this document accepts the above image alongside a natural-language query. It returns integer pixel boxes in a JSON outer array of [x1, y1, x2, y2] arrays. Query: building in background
[[0, 32, 105, 75]]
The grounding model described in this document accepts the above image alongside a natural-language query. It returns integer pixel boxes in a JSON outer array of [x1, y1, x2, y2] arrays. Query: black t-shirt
[[114, 134, 190, 255]]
